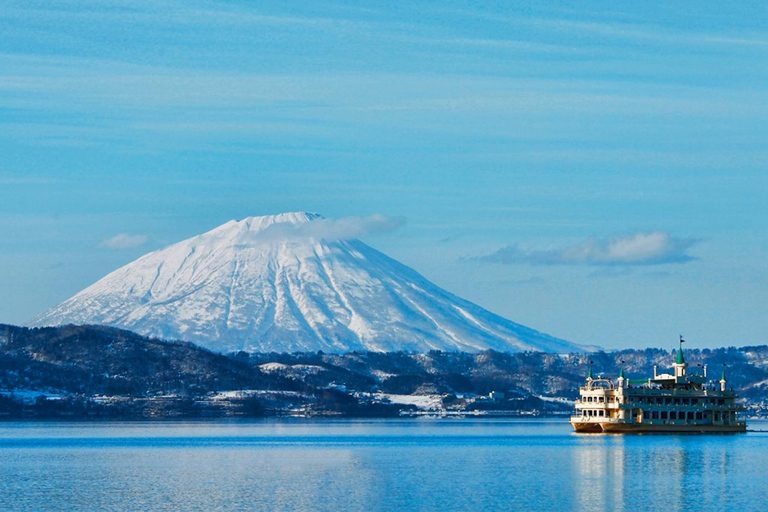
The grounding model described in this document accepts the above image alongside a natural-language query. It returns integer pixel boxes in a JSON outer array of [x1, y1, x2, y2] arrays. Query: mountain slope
[[29, 212, 583, 354]]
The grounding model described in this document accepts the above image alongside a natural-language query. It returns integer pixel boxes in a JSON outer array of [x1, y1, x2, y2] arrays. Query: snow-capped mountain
[[29, 212, 583, 354]]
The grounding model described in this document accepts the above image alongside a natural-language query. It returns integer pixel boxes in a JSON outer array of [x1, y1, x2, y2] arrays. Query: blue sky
[[1, 1, 767, 350]]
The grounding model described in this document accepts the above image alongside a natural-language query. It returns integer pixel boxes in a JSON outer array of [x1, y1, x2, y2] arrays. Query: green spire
[[587, 365, 593, 379], [721, 370, 726, 381], [676, 347, 685, 365], [619, 367, 625, 379]]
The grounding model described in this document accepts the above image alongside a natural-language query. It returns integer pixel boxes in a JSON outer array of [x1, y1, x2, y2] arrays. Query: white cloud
[[258, 214, 406, 242], [100, 233, 149, 249], [476, 232, 700, 266]]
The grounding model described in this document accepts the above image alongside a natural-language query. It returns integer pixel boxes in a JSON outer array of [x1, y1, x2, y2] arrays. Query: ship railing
[[571, 414, 614, 422], [574, 400, 612, 407], [621, 400, 744, 409], [609, 386, 735, 395]]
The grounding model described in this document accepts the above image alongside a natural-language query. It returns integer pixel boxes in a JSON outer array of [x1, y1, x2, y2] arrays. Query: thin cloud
[[100, 233, 149, 249], [475, 232, 700, 267], [257, 214, 406, 242]]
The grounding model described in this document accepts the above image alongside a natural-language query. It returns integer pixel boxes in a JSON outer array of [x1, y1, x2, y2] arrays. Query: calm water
[[1, 418, 767, 512]]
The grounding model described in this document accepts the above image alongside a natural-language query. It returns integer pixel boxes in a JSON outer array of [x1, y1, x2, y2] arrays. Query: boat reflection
[[573, 435, 738, 512]]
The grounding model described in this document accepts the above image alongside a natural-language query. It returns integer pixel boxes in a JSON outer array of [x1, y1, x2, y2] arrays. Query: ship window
[[696, 412, 703, 420], [715, 413, 720, 421], [661, 411, 668, 419], [670, 412, 677, 420], [674, 398, 681, 405], [652, 411, 659, 419], [687, 412, 694, 420], [718, 399, 724, 405]]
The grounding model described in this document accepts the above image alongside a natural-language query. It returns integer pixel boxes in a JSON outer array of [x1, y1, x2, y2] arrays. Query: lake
[[1, 418, 767, 512]]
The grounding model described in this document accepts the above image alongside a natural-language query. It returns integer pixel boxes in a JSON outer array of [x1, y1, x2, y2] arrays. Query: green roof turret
[[619, 367, 625, 379], [676, 347, 685, 365], [587, 365, 593, 380]]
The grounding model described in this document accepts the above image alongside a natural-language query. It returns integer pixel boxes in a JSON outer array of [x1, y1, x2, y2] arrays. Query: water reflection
[[574, 436, 625, 511], [572, 433, 753, 512], [0, 420, 765, 512]]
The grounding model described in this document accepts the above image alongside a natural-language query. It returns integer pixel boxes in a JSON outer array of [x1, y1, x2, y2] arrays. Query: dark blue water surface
[[1, 418, 767, 512]]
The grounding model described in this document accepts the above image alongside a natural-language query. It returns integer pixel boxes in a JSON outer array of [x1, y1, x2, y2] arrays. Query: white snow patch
[[373, 393, 443, 410]]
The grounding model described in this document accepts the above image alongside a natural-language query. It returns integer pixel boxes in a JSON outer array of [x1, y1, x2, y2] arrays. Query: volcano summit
[[29, 213, 582, 354]]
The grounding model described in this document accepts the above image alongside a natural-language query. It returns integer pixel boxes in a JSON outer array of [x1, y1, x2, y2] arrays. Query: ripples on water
[[0, 419, 766, 512]]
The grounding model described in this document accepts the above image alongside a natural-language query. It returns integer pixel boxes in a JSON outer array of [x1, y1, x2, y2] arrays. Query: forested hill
[[1, 324, 766, 418]]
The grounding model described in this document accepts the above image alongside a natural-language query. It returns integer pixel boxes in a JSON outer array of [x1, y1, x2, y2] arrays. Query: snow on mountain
[[28, 212, 584, 354]]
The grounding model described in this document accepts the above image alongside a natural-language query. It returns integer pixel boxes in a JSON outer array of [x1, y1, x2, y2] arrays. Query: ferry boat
[[570, 342, 746, 433]]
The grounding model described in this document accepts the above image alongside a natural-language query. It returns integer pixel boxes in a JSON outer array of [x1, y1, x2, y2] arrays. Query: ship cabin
[[573, 347, 746, 431]]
